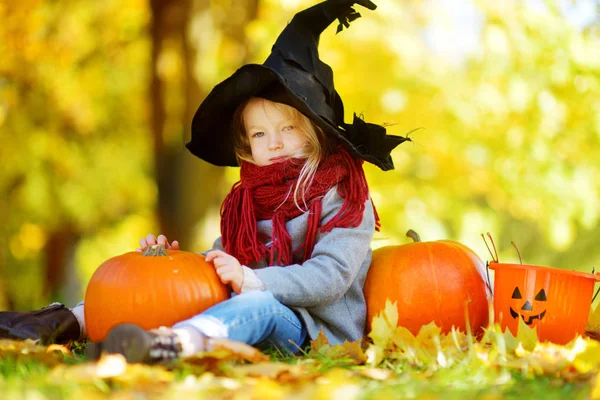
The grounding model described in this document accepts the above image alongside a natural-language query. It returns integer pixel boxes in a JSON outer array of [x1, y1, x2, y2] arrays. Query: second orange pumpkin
[[364, 230, 492, 335]]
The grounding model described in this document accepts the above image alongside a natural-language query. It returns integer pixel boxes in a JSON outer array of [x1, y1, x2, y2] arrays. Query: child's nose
[[268, 133, 283, 150]]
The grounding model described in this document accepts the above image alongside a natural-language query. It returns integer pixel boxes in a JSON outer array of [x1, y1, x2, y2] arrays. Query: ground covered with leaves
[[2, 302, 600, 400]]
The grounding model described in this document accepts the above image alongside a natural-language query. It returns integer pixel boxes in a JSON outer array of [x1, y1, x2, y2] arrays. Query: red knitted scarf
[[220, 147, 380, 266]]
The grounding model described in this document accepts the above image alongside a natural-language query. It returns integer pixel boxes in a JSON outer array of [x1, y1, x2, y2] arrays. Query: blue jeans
[[173, 291, 308, 354]]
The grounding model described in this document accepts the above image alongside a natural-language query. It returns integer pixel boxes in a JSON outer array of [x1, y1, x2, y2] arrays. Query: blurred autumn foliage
[[1, 0, 599, 310]]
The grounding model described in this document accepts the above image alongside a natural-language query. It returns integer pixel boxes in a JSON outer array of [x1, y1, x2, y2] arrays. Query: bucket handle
[[592, 267, 600, 304], [481, 233, 499, 294], [483, 261, 493, 294], [592, 287, 599, 304]]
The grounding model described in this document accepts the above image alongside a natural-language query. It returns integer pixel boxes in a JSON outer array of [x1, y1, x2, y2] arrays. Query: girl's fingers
[[135, 248, 142, 252], [217, 272, 230, 284], [146, 234, 157, 246], [219, 271, 237, 284], [159, 234, 173, 249], [215, 262, 232, 274], [140, 234, 178, 251], [205, 250, 226, 262], [216, 265, 230, 274]]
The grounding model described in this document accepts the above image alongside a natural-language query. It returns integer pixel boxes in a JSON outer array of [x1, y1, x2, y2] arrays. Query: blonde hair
[[233, 97, 330, 211]]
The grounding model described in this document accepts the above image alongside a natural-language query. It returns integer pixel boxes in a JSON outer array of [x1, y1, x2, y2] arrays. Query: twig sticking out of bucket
[[592, 267, 600, 304], [481, 232, 498, 294], [481, 232, 499, 263], [483, 261, 493, 294], [511, 241, 523, 264]]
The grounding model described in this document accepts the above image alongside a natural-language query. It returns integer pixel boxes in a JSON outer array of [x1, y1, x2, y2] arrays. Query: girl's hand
[[205, 250, 243, 294], [136, 234, 180, 252]]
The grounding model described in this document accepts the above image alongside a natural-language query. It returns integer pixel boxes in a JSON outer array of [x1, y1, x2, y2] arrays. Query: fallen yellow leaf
[[46, 344, 74, 358], [208, 337, 269, 363], [368, 299, 398, 349]]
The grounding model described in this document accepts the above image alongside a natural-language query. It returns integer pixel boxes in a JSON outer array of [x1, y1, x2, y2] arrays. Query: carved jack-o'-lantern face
[[509, 286, 547, 325]]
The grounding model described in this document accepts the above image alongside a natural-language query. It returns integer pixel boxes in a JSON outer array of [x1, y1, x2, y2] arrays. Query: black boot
[[0, 303, 81, 345], [85, 324, 184, 364]]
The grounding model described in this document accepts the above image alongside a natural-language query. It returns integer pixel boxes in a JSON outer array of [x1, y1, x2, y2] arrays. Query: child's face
[[243, 98, 309, 166]]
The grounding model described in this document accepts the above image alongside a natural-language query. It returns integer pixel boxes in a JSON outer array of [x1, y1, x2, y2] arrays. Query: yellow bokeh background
[[1, 0, 600, 309]]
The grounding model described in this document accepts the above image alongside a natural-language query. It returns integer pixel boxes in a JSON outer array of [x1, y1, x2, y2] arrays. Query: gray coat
[[211, 186, 374, 345]]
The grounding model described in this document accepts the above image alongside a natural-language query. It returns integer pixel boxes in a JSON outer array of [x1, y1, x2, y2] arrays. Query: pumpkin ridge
[[176, 253, 194, 306], [446, 241, 489, 330], [182, 254, 209, 310], [426, 242, 441, 324], [171, 253, 194, 321], [126, 255, 139, 325], [108, 257, 124, 328], [384, 248, 399, 313], [449, 244, 471, 325], [179, 254, 196, 311], [162, 258, 175, 321], [445, 241, 488, 290]]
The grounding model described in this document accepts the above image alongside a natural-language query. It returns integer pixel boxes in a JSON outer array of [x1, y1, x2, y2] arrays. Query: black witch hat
[[187, 0, 411, 171]]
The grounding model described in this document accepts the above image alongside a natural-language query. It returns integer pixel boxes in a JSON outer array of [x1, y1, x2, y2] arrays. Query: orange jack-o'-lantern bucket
[[489, 262, 600, 344]]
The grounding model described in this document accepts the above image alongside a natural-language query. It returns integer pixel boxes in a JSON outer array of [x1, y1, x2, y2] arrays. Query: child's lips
[[269, 156, 288, 163]]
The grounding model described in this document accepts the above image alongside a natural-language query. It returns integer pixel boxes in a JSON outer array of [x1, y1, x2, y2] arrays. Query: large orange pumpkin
[[84, 245, 229, 341], [364, 230, 492, 335]]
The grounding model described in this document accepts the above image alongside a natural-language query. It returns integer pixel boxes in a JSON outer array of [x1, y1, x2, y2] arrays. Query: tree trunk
[[149, 0, 259, 250], [44, 228, 80, 306]]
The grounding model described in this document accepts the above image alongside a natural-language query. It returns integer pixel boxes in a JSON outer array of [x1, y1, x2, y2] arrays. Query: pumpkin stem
[[511, 241, 523, 264], [406, 229, 421, 243], [142, 245, 168, 257]]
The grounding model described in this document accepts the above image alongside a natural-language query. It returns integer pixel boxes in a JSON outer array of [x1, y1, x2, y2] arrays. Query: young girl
[[105, 95, 380, 362], [0, 0, 410, 363]]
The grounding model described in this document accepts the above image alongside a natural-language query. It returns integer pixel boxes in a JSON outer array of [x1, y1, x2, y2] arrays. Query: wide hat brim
[[188, 0, 412, 171], [187, 64, 398, 169]]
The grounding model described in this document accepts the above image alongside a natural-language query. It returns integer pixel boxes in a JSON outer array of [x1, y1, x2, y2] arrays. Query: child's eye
[[282, 125, 294, 131], [252, 132, 265, 138]]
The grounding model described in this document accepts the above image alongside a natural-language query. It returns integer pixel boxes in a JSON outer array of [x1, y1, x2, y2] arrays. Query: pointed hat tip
[[333, 0, 378, 33]]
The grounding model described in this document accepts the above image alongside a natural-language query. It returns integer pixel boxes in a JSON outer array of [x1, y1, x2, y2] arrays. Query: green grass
[[0, 339, 597, 400]]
